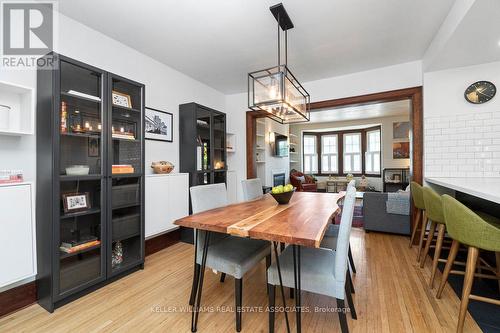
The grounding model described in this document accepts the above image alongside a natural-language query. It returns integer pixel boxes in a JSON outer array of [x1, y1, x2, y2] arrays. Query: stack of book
[[112, 164, 134, 174], [60, 237, 101, 254], [112, 132, 135, 140]]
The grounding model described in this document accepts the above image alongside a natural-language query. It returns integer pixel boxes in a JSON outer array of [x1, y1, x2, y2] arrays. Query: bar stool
[[437, 195, 500, 333], [409, 181, 427, 262], [420, 186, 447, 288]]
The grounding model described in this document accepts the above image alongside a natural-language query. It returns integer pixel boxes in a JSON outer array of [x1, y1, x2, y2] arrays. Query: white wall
[[423, 61, 500, 178], [0, 13, 226, 184]]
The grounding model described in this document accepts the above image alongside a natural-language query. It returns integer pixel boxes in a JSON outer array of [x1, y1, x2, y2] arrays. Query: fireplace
[[273, 173, 286, 187]]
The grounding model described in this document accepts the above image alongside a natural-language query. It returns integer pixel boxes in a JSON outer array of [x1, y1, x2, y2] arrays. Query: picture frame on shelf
[[62, 192, 91, 213], [112, 90, 132, 108], [88, 137, 99, 157], [145, 107, 173, 142]]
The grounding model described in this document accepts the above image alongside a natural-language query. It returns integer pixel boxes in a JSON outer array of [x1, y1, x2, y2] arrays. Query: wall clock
[[464, 81, 496, 104]]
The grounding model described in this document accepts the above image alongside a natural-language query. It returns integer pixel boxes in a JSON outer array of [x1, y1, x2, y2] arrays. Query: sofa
[[363, 192, 410, 235], [290, 171, 317, 192]]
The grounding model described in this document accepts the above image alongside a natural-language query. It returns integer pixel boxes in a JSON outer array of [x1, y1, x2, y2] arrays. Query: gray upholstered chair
[[320, 180, 357, 275], [189, 183, 271, 332], [241, 178, 263, 201], [267, 186, 358, 333]]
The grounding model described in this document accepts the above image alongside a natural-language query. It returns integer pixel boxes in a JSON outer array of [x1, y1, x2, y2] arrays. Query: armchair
[[290, 171, 317, 192]]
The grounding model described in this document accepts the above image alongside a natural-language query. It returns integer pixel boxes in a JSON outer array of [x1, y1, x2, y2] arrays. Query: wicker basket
[[151, 161, 174, 174]]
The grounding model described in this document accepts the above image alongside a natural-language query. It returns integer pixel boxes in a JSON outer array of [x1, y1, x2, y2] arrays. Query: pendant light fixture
[[248, 3, 310, 124]]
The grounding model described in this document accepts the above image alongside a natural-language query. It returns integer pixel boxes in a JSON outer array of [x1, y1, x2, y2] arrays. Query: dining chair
[[189, 183, 272, 332], [267, 186, 357, 333], [241, 178, 263, 201], [320, 179, 357, 275], [437, 195, 500, 333], [409, 181, 428, 261]]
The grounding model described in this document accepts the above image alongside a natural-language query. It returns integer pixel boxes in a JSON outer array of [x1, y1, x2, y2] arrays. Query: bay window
[[302, 126, 381, 176]]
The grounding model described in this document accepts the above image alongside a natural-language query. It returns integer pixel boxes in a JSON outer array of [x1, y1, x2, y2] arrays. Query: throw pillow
[[296, 175, 306, 183]]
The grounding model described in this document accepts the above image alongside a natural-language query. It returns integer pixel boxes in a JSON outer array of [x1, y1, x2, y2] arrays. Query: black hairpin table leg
[[273, 241, 291, 333], [191, 231, 210, 332], [292, 245, 302, 333]]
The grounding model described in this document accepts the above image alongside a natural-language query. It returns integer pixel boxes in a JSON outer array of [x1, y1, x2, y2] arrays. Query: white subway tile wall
[[425, 109, 500, 178]]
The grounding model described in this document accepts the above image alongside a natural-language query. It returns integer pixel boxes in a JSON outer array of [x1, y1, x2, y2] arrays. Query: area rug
[[334, 204, 364, 228]]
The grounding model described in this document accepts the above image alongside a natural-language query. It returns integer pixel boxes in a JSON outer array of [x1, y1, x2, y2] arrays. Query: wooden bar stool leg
[[437, 239, 460, 299], [430, 223, 446, 288], [420, 221, 437, 268], [409, 208, 422, 248], [457, 246, 479, 333], [417, 211, 428, 262]]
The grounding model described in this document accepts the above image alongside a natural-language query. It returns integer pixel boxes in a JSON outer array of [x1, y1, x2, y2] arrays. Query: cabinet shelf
[[61, 208, 101, 219], [112, 173, 142, 178], [60, 175, 102, 182], [113, 232, 140, 242], [60, 243, 101, 259], [112, 104, 141, 113], [61, 91, 101, 104], [61, 132, 101, 139]]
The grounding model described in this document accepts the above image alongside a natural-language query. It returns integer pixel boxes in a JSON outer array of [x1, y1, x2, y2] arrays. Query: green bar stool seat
[[409, 181, 428, 262], [437, 195, 500, 333]]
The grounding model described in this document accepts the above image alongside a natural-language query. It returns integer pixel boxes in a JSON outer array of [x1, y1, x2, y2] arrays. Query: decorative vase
[[112, 241, 123, 267]]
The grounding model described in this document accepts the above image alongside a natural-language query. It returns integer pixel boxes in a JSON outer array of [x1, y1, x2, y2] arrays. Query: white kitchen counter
[[425, 177, 500, 204]]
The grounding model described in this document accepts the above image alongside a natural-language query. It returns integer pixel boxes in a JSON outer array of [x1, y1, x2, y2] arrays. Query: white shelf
[[227, 148, 235, 153], [289, 133, 297, 138], [290, 160, 299, 163], [256, 161, 266, 163], [0, 81, 35, 136], [256, 119, 265, 125], [256, 133, 265, 137], [289, 151, 297, 154], [256, 147, 265, 151], [289, 142, 297, 146], [226, 132, 236, 153]]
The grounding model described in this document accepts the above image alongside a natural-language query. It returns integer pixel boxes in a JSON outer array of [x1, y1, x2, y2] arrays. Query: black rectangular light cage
[[248, 65, 310, 124]]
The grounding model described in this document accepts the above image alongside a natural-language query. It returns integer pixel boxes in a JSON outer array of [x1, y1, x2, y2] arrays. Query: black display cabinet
[[383, 168, 410, 192], [36, 54, 145, 312], [179, 102, 226, 243]]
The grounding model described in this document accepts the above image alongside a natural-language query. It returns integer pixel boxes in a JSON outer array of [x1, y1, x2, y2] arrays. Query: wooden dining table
[[175, 191, 345, 333]]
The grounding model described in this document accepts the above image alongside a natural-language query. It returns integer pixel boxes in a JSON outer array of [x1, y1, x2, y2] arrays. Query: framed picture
[[393, 142, 410, 159], [62, 192, 91, 213], [112, 90, 132, 108], [88, 137, 99, 157], [393, 121, 410, 139], [145, 107, 173, 142]]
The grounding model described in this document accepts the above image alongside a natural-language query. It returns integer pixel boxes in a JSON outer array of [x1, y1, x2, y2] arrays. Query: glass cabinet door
[[57, 60, 105, 296], [196, 108, 211, 171], [212, 113, 226, 171], [108, 76, 144, 276]]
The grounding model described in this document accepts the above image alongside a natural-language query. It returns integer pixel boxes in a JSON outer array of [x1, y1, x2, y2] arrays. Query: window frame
[[343, 132, 362, 174], [302, 125, 381, 177], [302, 134, 318, 174], [365, 128, 381, 175], [320, 134, 339, 174]]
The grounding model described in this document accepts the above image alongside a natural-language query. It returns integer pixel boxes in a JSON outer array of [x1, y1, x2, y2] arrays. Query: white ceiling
[[57, 0, 454, 94], [309, 99, 410, 123], [427, 0, 500, 71]]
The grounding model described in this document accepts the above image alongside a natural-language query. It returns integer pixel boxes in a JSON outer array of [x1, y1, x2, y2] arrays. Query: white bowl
[[66, 165, 90, 176]]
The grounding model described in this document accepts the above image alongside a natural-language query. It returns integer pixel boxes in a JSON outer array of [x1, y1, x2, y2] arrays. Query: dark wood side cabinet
[[179, 102, 226, 243], [36, 54, 145, 312], [383, 168, 410, 192]]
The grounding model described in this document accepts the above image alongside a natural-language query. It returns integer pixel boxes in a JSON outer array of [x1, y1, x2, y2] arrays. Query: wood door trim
[[246, 86, 423, 240]]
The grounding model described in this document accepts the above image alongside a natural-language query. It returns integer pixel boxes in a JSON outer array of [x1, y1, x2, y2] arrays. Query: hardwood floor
[[0, 229, 482, 332]]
